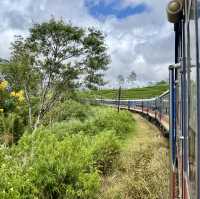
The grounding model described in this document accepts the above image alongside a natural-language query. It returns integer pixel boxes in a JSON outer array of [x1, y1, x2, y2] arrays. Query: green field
[[82, 83, 169, 100]]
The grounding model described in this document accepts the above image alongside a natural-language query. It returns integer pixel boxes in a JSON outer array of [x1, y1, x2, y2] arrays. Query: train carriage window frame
[[197, 0, 200, 197], [187, 0, 198, 197]]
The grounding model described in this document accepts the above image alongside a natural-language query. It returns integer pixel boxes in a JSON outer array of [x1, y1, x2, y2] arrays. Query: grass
[[0, 98, 169, 198], [0, 105, 136, 199], [81, 83, 169, 100], [98, 113, 169, 199]]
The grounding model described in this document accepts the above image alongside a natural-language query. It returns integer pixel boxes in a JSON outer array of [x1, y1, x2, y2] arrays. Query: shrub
[[88, 107, 135, 137], [0, 113, 25, 145], [0, 105, 135, 198], [43, 100, 93, 125], [0, 131, 101, 199], [48, 107, 135, 138], [91, 131, 121, 175]]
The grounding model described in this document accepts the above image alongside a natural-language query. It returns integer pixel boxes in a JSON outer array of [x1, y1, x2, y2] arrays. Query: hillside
[[82, 83, 169, 100]]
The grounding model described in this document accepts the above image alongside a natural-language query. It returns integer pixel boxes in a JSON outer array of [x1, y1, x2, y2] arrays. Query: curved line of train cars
[[96, 90, 170, 134]]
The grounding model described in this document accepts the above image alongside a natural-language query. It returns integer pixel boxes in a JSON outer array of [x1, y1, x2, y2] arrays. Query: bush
[[0, 131, 101, 199], [0, 127, 125, 198], [48, 107, 135, 138], [0, 113, 25, 145], [0, 105, 135, 198], [89, 107, 135, 137], [91, 131, 121, 175], [43, 100, 93, 125]]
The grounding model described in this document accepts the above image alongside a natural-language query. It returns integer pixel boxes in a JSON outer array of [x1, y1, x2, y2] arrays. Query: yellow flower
[[0, 109, 4, 113], [17, 90, 24, 97], [10, 91, 17, 97], [11, 90, 25, 102], [18, 96, 25, 102], [0, 81, 8, 91]]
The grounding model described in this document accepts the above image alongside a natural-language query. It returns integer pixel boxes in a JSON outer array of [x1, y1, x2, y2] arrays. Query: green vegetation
[[0, 103, 135, 199], [0, 19, 110, 131], [0, 106, 169, 198], [99, 114, 169, 199], [81, 82, 169, 100], [0, 18, 169, 199]]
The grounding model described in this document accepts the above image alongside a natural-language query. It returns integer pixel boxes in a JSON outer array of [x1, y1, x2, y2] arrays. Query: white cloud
[[0, 0, 174, 87]]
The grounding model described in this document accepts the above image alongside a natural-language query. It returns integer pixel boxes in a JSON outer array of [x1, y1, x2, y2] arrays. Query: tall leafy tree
[[117, 74, 125, 87], [83, 28, 109, 89], [127, 70, 137, 88], [1, 19, 110, 130]]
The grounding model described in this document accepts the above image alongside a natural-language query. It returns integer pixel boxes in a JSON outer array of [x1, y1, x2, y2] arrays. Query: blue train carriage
[[167, 0, 200, 198], [157, 91, 170, 130], [127, 98, 154, 113]]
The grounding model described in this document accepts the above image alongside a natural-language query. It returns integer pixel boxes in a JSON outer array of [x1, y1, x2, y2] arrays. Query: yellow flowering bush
[[0, 80, 25, 114], [10, 91, 16, 97], [10, 90, 25, 103], [0, 81, 26, 144], [0, 81, 8, 91]]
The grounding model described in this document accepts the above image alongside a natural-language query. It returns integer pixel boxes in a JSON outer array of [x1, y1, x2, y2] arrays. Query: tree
[[1, 19, 110, 130], [0, 36, 38, 128], [83, 28, 109, 89], [127, 70, 137, 88], [155, 80, 168, 85], [117, 74, 125, 87]]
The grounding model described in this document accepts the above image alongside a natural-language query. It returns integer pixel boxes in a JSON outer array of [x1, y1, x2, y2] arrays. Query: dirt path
[[99, 113, 169, 199]]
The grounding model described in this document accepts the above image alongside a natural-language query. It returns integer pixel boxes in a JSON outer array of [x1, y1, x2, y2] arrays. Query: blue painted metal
[[169, 66, 177, 168], [172, 69, 177, 167], [128, 101, 131, 110]]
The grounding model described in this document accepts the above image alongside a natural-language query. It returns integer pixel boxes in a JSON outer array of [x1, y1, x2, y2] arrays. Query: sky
[[0, 0, 174, 88]]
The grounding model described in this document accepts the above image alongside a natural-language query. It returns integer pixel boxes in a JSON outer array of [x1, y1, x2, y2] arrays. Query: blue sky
[[85, 0, 150, 20]]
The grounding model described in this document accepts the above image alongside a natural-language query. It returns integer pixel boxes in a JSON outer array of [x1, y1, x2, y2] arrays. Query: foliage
[[0, 80, 14, 113], [0, 113, 25, 144], [0, 133, 100, 199], [0, 80, 26, 112], [48, 106, 135, 138], [0, 19, 110, 129], [87, 107, 134, 137], [43, 100, 93, 125], [117, 74, 125, 86], [155, 80, 168, 85], [0, 80, 26, 144], [0, 105, 135, 199], [91, 131, 120, 175], [10, 90, 25, 102], [99, 114, 169, 199], [127, 70, 137, 87]]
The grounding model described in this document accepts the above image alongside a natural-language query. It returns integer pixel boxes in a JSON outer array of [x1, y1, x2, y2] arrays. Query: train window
[[188, 0, 197, 196]]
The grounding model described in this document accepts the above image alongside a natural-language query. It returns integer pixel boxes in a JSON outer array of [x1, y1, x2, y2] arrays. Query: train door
[[169, 64, 178, 199]]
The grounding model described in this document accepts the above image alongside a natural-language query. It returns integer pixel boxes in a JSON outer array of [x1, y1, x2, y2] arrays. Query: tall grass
[[0, 103, 135, 199], [99, 115, 169, 199]]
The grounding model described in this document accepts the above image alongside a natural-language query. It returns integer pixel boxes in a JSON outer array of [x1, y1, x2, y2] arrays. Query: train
[[96, 0, 200, 198], [95, 91, 170, 134]]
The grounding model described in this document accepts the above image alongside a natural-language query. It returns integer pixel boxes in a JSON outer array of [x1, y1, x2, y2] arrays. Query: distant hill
[[81, 83, 169, 100]]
